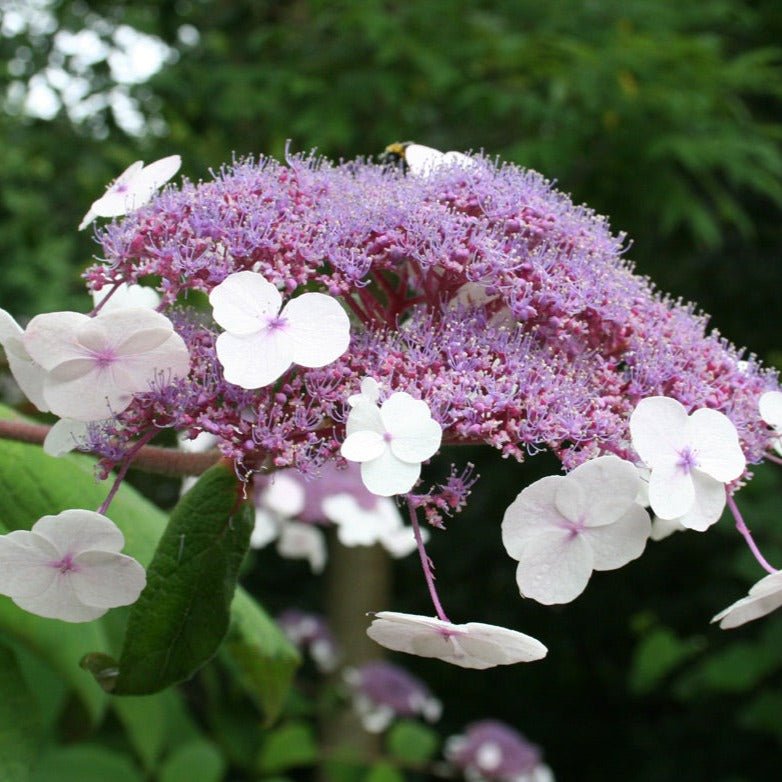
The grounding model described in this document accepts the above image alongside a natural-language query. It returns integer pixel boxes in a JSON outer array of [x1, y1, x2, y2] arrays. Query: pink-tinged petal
[[759, 391, 782, 429], [209, 271, 281, 335], [501, 476, 563, 559], [33, 510, 126, 556], [111, 332, 191, 391], [0, 308, 23, 344], [586, 505, 650, 571], [361, 449, 420, 496], [341, 430, 386, 463], [553, 479, 585, 525], [283, 292, 351, 368], [567, 456, 643, 527], [43, 418, 91, 457], [687, 408, 746, 482], [712, 572, 782, 629], [512, 529, 593, 605], [70, 550, 146, 609], [23, 312, 90, 371], [82, 309, 176, 355], [13, 575, 108, 622], [381, 393, 442, 463], [629, 396, 689, 467], [215, 329, 292, 389], [42, 369, 128, 421], [647, 460, 694, 520], [0, 531, 59, 598], [346, 401, 384, 437], [0, 311, 49, 411], [459, 622, 548, 666], [277, 522, 326, 573], [676, 471, 726, 531]]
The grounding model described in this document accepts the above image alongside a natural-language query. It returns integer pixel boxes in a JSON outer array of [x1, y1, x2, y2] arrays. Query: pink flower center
[[265, 315, 288, 332], [92, 347, 118, 369], [677, 446, 699, 474], [383, 431, 393, 443], [49, 553, 80, 575]]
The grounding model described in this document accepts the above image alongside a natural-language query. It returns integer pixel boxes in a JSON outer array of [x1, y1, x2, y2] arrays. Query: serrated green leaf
[[386, 720, 439, 764], [257, 721, 318, 774], [0, 642, 41, 782], [222, 589, 300, 725], [114, 463, 254, 694], [159, 739, 225, 782]]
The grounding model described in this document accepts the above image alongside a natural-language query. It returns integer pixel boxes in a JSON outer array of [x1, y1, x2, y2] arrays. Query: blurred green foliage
[[2, 1, 782, 780]]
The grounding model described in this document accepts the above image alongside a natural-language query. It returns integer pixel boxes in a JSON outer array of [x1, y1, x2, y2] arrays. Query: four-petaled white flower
[[502, 455, 651, 605], [366, 611, 547, 669], [711, 571, 782, 629], [79, 155, 181, 230], [341, 387, 442, 496], [0, 510, 146, 622], [22, 307, 190, 421], [759, 390, 782, 456], [630, 396, 746, 532], [402, 144, 477, 177], [0, 308, 49, 412], [209, 271, 350, 389]]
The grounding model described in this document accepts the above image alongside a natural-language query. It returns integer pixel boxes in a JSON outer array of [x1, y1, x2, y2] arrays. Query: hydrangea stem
[[97, 429, 158, 515], [406, 497, 450, 623], [726, 491, 777, 575]]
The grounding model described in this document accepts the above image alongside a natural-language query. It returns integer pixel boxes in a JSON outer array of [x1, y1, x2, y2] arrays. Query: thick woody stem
[[0, 418, 220, 477]]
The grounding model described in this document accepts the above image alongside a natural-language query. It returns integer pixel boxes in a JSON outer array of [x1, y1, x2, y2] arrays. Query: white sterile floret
[[79, 155, 181, 230], [209, 271, 350, 389], [0, 510, 146, 622], [0, 309, 49, 412], [366, 611, 547, 669], [759, 391, 782, 455], [92, 282, 161, 312], [43, 418, 92, 457], [22, 307, 190, 422], [502, 455, 651, 605], [711, 571, 782, 629], [348, 376, 381, 407], [404, 144, 477, 177], [630, 396, 746, 532], [341, 390, 442, 497], [321, 493, 423, 557]]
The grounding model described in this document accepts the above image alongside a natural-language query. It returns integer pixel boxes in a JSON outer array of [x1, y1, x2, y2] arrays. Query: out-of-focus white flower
[[759, 390, 782, 456], [711, 571, 782, 629], [92, 282, 161, 312], [0, 510, 146, 622], [79, 155, 181, 230], [366, 611, 547, 669], [209, 271, 350, 389]]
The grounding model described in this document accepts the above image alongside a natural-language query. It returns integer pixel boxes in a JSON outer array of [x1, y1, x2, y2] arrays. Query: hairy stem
[[407, 497, 450, 622]]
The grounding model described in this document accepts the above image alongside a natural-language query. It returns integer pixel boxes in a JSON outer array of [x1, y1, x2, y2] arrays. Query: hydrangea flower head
[[0, 510, 146, 622], [630, 396, 746, 531], [502, 455, 650, 604]]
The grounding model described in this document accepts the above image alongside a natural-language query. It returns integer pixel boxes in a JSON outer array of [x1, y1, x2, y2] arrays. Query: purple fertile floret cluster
[[84, 152, 778, 506]]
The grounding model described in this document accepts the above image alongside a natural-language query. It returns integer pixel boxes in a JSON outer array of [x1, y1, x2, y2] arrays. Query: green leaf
[[159, 740, 225, 782], [114, 463, 254, 694], [386, 720, 439, 764], [628, 627, 705, 695], [222, 589, 300, 725], [30, 746, 142, 782], [364, 763, 405, 782], [0, 642, 41, 782], [257, 721, 318, 774]]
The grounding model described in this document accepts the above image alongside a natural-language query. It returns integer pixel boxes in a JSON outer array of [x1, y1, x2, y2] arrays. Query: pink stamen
[[50, 553, 79, 574]]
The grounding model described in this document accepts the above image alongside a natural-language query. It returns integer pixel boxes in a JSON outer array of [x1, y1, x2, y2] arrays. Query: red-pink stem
[[406, 497, 450, 622], [764, 452, 782, 466], [726, 491, 777, 575], [97, 429, 157, 516]]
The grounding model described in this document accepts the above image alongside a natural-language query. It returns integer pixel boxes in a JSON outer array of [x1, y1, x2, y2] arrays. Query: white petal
[[341, 430, 386, 463], [676, 470, 726, 531], [650, 515, 687, 541], [70, 550, 146, 608], [0, 531, 59, 598], [23, 311, 90, 371], [42, 367, 129, 421], [381, 393, 442, 464], [215, 330, 292, 389], [586, 505, 650, 571], [12, 575, 109, 622], [263, 472, 306, 517], [283, 292, 351, 368], [0, 310, 49, 411], [93, 283, 160, 312], [345, 400, 384, 437], [43, 418, 91, 457], [32, 510, 126, 556], [361, 449, 421, 496], [512, 529, 594, 605], [79, 161, 144, 226], [759, 391, 782, 429], [250, 509, 279, 549], [84, 308, 175, 356], [324, 494, 400, 546], [209, 271, 282, 335], [277, 522, 326, 573], [647, 460, 695, 520], [128, 154, 181, 201], [687, 408, 746, 483], [712, 572, 782, 629], [457, 622, 548, 666], [501, 476, 563, 560], [630, 396, 689, 467], [566, 456, 642, 527]]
